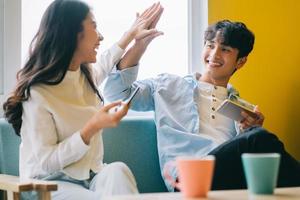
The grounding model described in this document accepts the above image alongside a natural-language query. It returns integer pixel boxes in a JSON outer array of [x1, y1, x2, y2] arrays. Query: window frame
[[0, 0, 4, 95], [0, 0, 21, 116], [188, 0, 208, 74]]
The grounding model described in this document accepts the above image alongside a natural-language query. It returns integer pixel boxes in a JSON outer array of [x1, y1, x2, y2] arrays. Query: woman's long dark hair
[[3, 0, 103, 136]]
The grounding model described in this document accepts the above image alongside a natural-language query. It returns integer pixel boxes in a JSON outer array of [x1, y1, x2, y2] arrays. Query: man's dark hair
[[204, 20, 255, 58]]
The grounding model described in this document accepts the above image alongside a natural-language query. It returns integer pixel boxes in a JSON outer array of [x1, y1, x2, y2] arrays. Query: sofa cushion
[[0, 118, 21, 176], [0, 117, 168, 193], [103, 117, 167, 193]]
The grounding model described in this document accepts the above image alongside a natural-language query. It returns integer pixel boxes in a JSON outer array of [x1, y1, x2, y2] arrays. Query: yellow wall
[[208, 0, 300, 159]]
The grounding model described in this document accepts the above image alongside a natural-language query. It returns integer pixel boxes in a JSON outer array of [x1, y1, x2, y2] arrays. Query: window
[[22, 0, 208, 78], [89, 0, 188, 79], [22, 0, 53, 65], [22, 0, 189, 80], [1, 0, 207, 116]]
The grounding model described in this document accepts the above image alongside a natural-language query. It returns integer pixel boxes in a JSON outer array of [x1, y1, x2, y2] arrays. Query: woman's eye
[[206, 44, 213, 48]]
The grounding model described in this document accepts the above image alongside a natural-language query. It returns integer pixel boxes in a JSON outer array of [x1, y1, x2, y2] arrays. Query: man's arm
[[103, 67, 157, 112]]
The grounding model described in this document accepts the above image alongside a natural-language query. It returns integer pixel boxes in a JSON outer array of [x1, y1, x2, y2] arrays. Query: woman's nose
[[98, 31, 104, 41]]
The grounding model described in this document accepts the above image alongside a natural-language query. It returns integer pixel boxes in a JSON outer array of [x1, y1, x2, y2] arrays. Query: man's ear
[[236, 57, 247, 70]]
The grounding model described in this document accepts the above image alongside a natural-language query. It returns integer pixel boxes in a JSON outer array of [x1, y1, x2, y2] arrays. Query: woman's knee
[[92, 162, 138, 194], [104, 162, 135, 179], [107, 162, 131, 173]]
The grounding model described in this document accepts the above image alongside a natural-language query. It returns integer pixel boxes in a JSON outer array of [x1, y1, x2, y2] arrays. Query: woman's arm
[[93, 3, 163, 84], [117, 2, 163, 50], [118, 4, 164, 70]]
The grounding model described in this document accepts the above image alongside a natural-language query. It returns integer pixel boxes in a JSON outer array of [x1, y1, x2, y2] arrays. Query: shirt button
[[212, 94, 215, 97], [213, 98, 217, 102], [211, 115, 215, 119], [212, 107, 215, 111], [214, 86, 218, 90]]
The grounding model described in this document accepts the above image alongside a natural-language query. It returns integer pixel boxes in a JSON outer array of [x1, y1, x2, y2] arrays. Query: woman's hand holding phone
[[81, 101, 129, 145], [109, 87, 140, 114]]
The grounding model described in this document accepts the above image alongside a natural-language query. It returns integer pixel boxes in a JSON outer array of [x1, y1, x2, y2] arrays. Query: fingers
[[141, 31, 164, 44], [140, 3, 156, 18], [102, 101, 122, 112], [241, 111, 256, 124], [253, 105, 265, 125], [239, 107, 265, 130], [112, 103, 129, 120], [140, 2, 160, 18], [138, 3, 163, 28], [149, 6, 164, 29], [135, 29, 163, 40], [145, 4, 163, 28]]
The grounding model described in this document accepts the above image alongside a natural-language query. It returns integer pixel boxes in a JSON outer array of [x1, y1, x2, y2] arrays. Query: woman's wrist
[[80, 128, 91, 145], [81, 120, 101, 145], [118, 31, 135, 50]]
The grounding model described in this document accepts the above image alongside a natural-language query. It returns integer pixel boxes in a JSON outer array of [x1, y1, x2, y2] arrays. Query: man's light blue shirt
[[103, 66, 241, 191]]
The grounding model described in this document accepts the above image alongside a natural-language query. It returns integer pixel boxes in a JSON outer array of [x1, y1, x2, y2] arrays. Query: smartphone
[[123, 87, 140, 105], [108, 87, 140, 114]]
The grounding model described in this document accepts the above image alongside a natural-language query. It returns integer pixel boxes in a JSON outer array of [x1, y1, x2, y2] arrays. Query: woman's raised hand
[[131, 2, 164, 40], [117, 2, 164, 49]]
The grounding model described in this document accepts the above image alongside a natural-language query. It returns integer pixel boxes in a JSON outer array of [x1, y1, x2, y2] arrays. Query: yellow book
[[216, 94, 258, 122]]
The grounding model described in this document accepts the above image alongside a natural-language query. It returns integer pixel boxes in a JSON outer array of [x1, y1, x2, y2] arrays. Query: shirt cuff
[[73, 131, 90, 154], [118, 64, 139, 74], [111, 43, 125, 58]]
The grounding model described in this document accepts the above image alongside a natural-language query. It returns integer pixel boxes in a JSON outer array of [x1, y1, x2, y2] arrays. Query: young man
[[104, 20, 300, 190]]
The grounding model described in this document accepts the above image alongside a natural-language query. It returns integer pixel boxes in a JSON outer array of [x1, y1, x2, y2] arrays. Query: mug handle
[[163, 161, 181, 190]]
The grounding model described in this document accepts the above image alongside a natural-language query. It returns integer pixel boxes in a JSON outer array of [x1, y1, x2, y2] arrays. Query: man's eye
[[222, 48, 231, 52]]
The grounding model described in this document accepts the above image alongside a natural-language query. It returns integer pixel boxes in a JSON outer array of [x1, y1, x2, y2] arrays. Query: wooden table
[[103, 187, 300, 200]]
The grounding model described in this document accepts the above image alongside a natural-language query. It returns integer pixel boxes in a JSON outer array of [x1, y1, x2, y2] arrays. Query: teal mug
[[242, 153, 280, 195]]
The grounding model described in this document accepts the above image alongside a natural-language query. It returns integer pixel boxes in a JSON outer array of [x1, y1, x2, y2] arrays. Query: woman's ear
[[236, 57, 247, 70], [77, 31, 84, 42]]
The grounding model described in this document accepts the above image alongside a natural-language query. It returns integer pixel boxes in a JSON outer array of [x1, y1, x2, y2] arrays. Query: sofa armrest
[[32, 179, 57, 191], [0, 174, 57, 200], [0, 174, 33, 192]]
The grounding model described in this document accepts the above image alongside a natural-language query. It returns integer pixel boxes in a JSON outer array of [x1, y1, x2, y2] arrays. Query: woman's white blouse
[[19, 44, 124, 180]]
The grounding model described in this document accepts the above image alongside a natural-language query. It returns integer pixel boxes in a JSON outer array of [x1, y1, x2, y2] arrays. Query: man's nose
[[211, 47, 221, 59]]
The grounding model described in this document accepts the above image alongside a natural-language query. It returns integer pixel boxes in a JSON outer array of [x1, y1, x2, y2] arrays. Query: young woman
[[3, 0, 163, 199]]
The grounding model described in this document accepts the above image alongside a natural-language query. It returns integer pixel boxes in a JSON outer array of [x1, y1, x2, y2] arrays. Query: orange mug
[[164, 156, 215, 198]]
